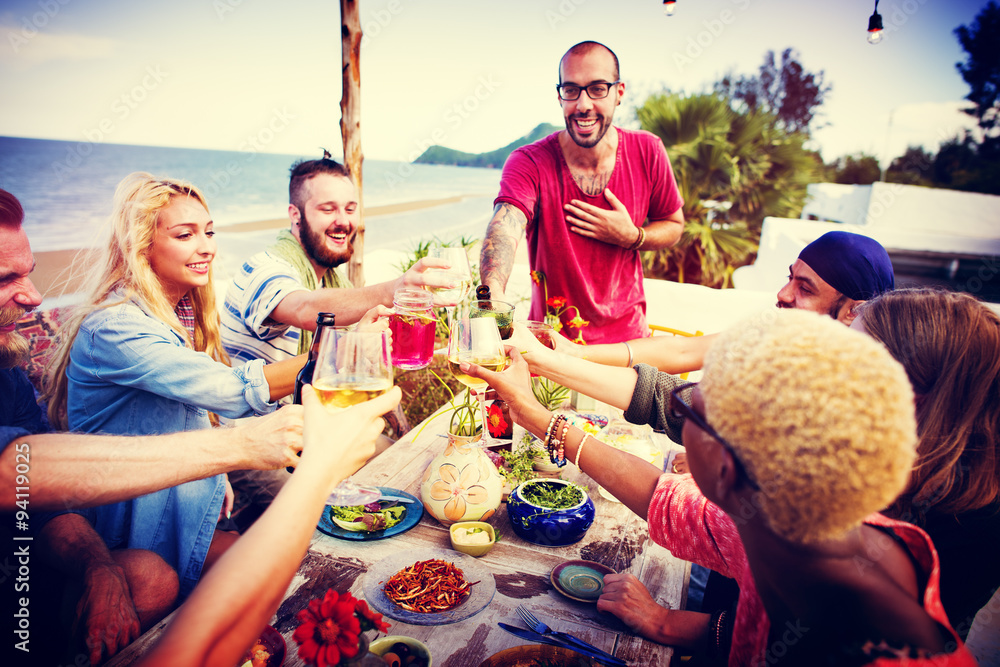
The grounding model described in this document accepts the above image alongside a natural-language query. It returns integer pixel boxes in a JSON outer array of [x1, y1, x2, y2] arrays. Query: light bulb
[[663, 1, 676, 16], [867, 29, 883, 45]]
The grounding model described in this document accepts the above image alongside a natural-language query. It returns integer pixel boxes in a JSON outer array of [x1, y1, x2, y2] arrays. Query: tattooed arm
[[479, 202, 527, 301]]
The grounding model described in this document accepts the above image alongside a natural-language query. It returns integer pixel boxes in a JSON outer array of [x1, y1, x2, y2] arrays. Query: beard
[[299, 210, 355, 269], [565, 112, 613, 149], [0, 305, 30, 369]]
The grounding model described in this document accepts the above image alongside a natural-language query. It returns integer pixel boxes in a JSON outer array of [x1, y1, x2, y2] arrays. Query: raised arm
[[480, 202, 527, 302], [269, 257, 455, 331], [138, 386, 401, 667], [558, 329, 715, 375], [461, 348, 661, 519], [1, 407, 304, 511]]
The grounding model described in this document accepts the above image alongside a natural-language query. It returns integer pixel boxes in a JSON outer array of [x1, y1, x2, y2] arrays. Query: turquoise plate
[[550, 560, 616, 603]]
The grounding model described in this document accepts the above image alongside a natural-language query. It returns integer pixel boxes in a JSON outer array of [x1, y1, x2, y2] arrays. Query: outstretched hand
[[300, 384, 402, 490], [564, 189, 637, 247], [459, 347, 548, 433], [234, 405, 304, 470], [398, 257, 460, 307]]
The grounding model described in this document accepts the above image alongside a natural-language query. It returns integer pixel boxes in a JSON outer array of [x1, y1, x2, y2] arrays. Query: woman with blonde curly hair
[[855, 287, 1000, 636], [41, 173, 305, 601], [468, 309, 976, 665]]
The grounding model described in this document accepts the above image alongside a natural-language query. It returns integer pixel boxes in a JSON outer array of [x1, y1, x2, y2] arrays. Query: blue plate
[[362, 547, 496, 625], [551, 560, 615, 603], [317, 486, 422, 541]]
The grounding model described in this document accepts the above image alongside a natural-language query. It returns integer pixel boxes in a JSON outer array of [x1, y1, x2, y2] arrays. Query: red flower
[[487, 401, 511, 437], [546, 296, 567, 310], [530, 270, 544, 286], [293, 589, 366, 667], [355, 599, 390, 634]]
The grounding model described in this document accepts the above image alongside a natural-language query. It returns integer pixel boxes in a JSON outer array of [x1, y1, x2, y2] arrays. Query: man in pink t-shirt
[[479, 41, 684, 344]]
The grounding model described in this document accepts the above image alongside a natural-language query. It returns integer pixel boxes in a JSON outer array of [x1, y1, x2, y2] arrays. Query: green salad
[[329, 502, 406, 532]]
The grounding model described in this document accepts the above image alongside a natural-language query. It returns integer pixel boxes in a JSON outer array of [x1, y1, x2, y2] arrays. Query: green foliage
[[954, 1, 1000, 138], [519, 480, 584, 510], [716, 48, 831, 134], [829, 153, 882, 185], [414, 123, 562, 167], [636, 92, 819, 287]]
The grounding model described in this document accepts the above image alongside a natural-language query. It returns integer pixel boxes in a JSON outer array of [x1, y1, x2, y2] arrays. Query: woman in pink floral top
[[465, 309, 976, 666]]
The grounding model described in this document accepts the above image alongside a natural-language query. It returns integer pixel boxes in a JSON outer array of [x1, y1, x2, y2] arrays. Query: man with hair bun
[[464, 308, 976, 665]]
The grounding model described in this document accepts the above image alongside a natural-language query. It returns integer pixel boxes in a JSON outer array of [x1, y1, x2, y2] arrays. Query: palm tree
[[637, 93, 820, 287]]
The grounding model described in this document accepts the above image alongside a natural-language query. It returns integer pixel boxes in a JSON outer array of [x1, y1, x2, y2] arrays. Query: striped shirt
[[220, 250, 312, 365]]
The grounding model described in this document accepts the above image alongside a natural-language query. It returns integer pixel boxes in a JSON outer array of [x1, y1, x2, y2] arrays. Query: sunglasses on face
[[669, 382, 760, 490]]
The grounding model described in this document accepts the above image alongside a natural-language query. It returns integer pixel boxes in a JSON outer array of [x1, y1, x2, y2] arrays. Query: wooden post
[[340, 0, 364, 286]]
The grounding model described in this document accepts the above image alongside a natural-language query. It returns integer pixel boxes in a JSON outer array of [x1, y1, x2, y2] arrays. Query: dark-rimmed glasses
[[669, 382, 760, 490], [556, 81, 620, 101]]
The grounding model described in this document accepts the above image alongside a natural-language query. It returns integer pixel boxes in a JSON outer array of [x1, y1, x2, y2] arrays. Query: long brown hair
[[859, 288, 1000, 517], [44, 172, 229, 429]]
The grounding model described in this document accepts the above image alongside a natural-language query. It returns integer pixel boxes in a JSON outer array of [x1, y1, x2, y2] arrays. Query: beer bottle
[[293, 312, 336, 404]]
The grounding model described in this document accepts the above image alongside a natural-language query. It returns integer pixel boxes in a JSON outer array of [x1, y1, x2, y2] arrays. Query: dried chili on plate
[[383, 558, 478, 613]]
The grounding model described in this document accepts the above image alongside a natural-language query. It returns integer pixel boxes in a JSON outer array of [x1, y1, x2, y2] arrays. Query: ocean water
[[0, 136, 501, 252]]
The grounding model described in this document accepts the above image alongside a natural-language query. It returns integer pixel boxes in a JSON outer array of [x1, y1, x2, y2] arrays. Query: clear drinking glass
[[447, 301, 508, 438], [312, 326, 393, 506], [469, 299, 515, 340], [390, 288, 436, 370], [427, 246, 473, 305]]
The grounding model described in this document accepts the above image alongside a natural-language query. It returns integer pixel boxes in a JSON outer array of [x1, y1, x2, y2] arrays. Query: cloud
[[0, 23, 115, 68]]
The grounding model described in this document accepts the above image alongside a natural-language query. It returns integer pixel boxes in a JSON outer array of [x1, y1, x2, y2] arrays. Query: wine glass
[[448, 301, 508, 441], [312, 326, 393, 506], [525, 320, 556, 349], [426, 246, 473, 305]]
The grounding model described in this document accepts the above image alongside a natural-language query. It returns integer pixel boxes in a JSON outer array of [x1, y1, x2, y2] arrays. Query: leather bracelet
[[628, 226, 645, 250]]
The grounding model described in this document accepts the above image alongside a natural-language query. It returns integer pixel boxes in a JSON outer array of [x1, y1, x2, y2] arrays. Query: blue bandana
[[798, 232, 894, 301]]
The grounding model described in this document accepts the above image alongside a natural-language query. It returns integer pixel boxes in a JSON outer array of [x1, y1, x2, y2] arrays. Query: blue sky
[[0, 0, 989, 165]]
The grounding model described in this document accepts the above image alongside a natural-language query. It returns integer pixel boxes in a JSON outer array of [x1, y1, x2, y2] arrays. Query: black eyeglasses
[[556, 81, 620, 101], [669, 382, 760, 490]]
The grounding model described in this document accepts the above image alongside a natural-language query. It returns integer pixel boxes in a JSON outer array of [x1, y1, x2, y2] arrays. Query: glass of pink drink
[[390, 288, 437, 370]]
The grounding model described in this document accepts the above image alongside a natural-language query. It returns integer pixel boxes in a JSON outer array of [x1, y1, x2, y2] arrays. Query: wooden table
[[109, 404, 690, 667]]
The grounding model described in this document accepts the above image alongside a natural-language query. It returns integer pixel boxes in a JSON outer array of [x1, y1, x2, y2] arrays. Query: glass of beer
[[448, 301, 508, 440], [312, 326, 393, 506]]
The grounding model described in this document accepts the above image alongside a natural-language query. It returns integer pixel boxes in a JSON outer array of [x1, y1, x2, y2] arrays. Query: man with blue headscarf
[[776, 231, 895, 325]]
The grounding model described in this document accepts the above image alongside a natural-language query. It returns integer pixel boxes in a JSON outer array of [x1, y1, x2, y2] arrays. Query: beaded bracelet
[[557, 419, 571, 467], [546, 415, 568, 465], [543, 414, 558, 449]]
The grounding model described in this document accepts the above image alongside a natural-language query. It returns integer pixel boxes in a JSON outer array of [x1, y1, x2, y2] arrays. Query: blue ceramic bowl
[[507, 478, 595, 546]]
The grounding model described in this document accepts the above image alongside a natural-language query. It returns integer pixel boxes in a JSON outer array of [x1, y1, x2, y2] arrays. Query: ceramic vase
[[507, 478, 595, 546], [420, 436, 504, 526]]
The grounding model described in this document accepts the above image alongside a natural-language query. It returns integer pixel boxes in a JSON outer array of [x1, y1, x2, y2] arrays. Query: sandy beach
[[31, 193, 529, 302]]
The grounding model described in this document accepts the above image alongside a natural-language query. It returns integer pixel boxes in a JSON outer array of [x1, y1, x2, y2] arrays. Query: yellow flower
[[429, 462, 489, 522]]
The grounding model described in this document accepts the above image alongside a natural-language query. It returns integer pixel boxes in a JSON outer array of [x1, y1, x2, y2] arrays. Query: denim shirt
[[60, 298, 277, 597]]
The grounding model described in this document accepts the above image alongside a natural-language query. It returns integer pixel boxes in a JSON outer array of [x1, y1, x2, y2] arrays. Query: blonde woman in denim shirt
[[38, 173, 306, 659]]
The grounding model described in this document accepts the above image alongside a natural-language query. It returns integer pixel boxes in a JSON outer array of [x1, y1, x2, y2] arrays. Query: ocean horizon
[[0, 136, 502, 253]]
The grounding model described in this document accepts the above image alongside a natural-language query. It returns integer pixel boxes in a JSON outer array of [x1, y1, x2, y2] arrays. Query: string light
[[663, 0, 677, 16], [867, 0, 884, 44]]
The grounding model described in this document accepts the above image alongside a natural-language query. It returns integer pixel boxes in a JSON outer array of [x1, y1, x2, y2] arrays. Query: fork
[[516, 606, 625, 665]]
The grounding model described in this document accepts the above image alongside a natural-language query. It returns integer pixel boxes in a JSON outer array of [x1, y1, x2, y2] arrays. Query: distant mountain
[[414, 123, 561, 168]]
